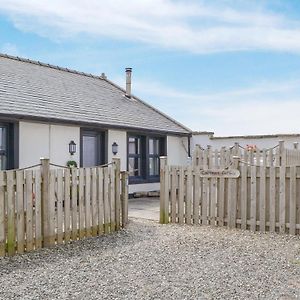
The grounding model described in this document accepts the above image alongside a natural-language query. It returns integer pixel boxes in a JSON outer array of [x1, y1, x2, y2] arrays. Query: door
[[81, 130, 105, 167], [0, 126, 7, 170]]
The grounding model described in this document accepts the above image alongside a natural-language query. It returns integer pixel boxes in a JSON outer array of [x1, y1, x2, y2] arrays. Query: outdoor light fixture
[[69, 140, 76, 155], [112, 142, 118, 155]]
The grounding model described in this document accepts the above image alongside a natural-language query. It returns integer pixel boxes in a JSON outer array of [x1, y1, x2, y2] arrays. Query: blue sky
[[1, 0, 300, 135]]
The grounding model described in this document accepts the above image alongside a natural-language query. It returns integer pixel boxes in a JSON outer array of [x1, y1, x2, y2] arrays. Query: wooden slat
[[259, 166, 266, 232], [218, 147, 225, 227], [202, 178, 208, 225], [114, 159, 121, 231], [121, 171, 128, 228], [185, 166, 192, 225], [78, 168, 85, 238], [178, 167, 184, 224], [85, 168, 92, 237], [241, 164, 247, 230], [250, 166, 257, 232], [279, 165, 286, 233], [193, 170, 200, 225], [34, 170, 42, 249], [16, 170, 24, 254], [48, 170, 56, 246], [109, 166, 116, 232], [71, 168, 78, 240], [25, 170, 33, 251], [269, 166, 276, 232], [7, 171, 15, 256], [103, 167, 110, 233], [289, 166, 296, 235], [159, 157, 167, 224], [91, 168, 98, 236], [210, 177, 217, 226], [64, 168, 71, 242], [97, 167, 104, 234], [171, 167, 177, 223], [56, 169, 63, 244], [0, 172, 5, 256]]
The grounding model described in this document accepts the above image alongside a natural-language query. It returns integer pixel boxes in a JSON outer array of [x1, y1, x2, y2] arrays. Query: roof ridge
[[0, 53, 106, 80]]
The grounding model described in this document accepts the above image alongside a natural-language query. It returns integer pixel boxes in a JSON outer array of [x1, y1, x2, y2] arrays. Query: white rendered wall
[[107, 129, 127, 171], [192, 133, 300, 151], [19, 121, 80, 168], [129, 183, 160, 194], [167, 135, 189, 166], [49, 125, 80, 166], [19, 122, 50, 168]]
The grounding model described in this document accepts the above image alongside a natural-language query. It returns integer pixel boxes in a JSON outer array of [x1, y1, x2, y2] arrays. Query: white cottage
[[0, 54, 191, 194]]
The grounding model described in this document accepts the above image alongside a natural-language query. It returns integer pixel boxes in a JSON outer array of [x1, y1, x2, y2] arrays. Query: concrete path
[[128, 197, 160, 221]]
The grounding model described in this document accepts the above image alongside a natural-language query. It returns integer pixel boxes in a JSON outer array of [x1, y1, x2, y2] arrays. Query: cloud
[[1, 0, 300, 53], [128, 77, 300, 135]]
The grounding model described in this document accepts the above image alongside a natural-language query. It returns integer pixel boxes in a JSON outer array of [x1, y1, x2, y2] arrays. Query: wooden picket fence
[[0, 158, 129, 257], [160, 154, 300, 235], [193, 141, 300, 168]]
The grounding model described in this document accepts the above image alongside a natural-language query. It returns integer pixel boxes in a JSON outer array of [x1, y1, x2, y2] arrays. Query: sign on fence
[[199, 169, 240, 178]]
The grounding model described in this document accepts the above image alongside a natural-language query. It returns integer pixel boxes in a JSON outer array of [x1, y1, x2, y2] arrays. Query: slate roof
[[0, 54, 190, 135]]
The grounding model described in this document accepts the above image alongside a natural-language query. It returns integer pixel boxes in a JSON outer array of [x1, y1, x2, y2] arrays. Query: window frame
[[0, 121, 18, 170], [127, 133, 166, 184]]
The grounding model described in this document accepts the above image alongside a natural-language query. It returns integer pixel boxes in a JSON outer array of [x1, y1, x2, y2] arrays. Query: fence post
[[160, 156, 169, 224], [40, 158, 50, 247], [279, 140, 285, 166], [112, 158, 121, 230], [228, 156, 240, 228], [121, 171, 128, 228]]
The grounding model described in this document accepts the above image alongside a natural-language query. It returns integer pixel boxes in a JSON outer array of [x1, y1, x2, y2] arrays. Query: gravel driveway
[[0, 219, 299, 300]]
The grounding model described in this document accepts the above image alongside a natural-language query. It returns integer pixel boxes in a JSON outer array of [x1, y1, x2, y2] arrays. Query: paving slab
[[128, 197, 159, 221]]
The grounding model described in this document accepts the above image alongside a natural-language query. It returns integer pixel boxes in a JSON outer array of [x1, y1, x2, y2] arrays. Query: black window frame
[[80, 129, 107, 167], [127, 133, 166, 184], [0, 121, 18, 170]]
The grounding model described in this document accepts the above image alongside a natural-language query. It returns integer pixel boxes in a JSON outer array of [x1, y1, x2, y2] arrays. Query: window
[[0, 126, 7, 170], [128, 134, 165, 184], [128, 136, 142, 177], [0, 122, 17, 170], [81, 130, 106, 167], [149, 138, 160, 176]]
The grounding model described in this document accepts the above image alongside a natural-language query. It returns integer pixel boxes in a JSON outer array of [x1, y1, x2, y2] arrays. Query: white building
[[0, 54, 191, 194], [192, 131, 300, 150]]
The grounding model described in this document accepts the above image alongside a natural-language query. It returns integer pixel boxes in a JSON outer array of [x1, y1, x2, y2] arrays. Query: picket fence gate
[[160, 153, 300, 235], [0, 158, 129, 257]]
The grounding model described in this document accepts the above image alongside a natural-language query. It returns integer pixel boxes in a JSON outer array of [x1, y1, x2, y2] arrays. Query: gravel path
[[0, 219, 299, 300]]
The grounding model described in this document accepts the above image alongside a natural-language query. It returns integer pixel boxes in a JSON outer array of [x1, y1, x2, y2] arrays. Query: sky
[[1, 0, 300, 136]]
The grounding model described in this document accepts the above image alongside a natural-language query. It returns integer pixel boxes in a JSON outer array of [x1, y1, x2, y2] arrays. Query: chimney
[[125, 67, 132, 98]]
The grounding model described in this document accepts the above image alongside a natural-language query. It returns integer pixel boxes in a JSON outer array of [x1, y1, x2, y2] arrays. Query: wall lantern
[[69, 140, 77, 155], [112, 142, 118, 155]]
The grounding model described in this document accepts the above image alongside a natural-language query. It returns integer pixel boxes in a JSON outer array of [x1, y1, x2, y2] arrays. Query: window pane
[[149, 138, 159, 155], [129, 137, 140, 155], [128, 157, 141, 177], [149, 157, 159, 176], [0, 127, 7, 170], [82, 135, 98, 167]]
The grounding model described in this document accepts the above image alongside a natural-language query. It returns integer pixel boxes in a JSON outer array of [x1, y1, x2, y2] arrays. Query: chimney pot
[[125, 67, 132, 98]]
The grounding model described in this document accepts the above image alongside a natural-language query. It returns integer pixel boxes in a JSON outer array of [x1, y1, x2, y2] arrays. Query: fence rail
[[0, 158, 128, 257], [160, 156, 300, 235]]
